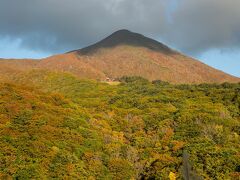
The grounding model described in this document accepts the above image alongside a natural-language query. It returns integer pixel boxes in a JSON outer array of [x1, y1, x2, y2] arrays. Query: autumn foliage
[[0, 71, 239, 179]]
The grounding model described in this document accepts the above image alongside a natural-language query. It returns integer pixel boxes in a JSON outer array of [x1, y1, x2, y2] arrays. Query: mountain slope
[[73, 29, 175, 55], [0, 59, 39, 81], [0, 74, 239, 179], [0, 30, 239, 84], [73, 45, 239, 83]]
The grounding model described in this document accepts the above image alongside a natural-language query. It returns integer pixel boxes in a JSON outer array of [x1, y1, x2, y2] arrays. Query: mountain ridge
[[71, 29, 176, 55], [0, 30, 239, 84]]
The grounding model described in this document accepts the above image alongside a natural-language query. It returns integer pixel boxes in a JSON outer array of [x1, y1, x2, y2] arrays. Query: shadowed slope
[[72, 30, 175, 55]]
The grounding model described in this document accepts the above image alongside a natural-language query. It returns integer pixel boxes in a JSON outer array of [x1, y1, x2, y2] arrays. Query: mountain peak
[[109, 29, 141, 38], [112, 29, 132, 34], [73, 30, 175, 55]]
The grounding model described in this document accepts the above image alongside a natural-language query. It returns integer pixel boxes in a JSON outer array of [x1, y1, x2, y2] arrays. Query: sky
[[0, 0, 239, 77]]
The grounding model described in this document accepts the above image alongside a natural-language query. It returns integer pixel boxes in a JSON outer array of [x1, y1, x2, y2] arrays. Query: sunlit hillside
[[0, 71, 239, 179], [0, 30, 239, 84]]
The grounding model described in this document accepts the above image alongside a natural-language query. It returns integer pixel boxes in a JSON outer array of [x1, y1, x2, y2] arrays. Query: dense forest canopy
[[0, 71, 239, 179]]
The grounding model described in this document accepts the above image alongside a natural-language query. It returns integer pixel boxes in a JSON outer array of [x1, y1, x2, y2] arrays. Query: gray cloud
[[0, 0, 167, 53], [165, 0, 240, 55], [0, 0, 240, 55]]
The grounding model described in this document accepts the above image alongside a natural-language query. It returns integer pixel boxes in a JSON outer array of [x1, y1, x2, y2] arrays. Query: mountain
[[0, 30, 239, 83], [0, 31, 239, 179], [72, 29, 175, 55]]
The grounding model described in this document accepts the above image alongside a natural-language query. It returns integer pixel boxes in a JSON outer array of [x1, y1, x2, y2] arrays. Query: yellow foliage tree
[[169, 172, 176, 180]]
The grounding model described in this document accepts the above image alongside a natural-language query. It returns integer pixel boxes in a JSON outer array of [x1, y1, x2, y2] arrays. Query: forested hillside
[[0, 71, 239, 179]]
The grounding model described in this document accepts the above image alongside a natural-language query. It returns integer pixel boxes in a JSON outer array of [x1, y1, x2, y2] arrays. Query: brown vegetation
[[0, 30, 239, 84]]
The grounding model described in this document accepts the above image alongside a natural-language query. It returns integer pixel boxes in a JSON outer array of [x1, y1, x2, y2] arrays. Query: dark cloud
[[0, 0, 167, 53], [0, 0, 240, 55], [165, 0, 240, 55]]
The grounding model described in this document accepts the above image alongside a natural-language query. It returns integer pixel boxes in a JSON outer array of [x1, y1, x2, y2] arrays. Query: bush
[[13, 110, 33, 126], [119, 76, 149, 84]]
